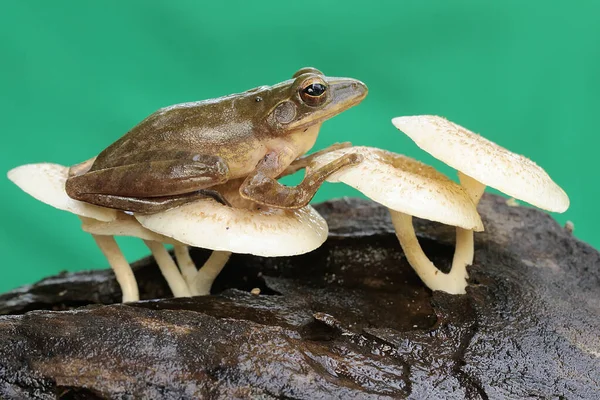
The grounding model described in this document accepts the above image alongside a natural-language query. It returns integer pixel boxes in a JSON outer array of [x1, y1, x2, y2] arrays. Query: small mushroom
[[309, 146, 483, 294], [135, 181, 328, 296], [8, 163, 194, 301], [392, 115, 570, 276], [7, 163, 139, 302], [7, 163, 117, 222]]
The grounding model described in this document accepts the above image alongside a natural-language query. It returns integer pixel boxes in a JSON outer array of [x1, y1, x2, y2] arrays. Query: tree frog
[[65, 67, 367, 213]]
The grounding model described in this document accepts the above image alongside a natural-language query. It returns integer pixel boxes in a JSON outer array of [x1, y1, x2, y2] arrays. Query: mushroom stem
[[92, 234, 139, 302], [173, 245, 198, 290], [457, 171, 486, 207], [192, 251, 232, 296], [143, 240, 191, 297], [451, 172, 487, 276], [389, 210, 467, 294]]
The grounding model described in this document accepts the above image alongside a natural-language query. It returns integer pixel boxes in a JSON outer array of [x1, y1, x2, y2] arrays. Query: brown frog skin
[[65, 67, 367, 213]]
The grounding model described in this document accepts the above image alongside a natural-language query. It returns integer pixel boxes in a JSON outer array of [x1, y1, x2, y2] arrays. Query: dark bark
[[0, 195, 598, 399]]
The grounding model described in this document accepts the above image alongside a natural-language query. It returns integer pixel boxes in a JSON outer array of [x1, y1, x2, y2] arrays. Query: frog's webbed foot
[[279, 142, 353, 178], [240, 151, 363, 209]]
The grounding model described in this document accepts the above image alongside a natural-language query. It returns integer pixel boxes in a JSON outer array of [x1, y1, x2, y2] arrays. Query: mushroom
[[392, 115, 570, 277], [68, 158, 192, 297], [7, 163, 117, 222], [7, 163, 191, 301], [6, 163, 141, 301], [308, 146, 483, 294], [135, 180, 329, 296]]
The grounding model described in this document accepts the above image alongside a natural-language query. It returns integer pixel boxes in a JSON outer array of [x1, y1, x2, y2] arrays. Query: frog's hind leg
[[74, 189, 231, 214], [66, 155, 230, 213]]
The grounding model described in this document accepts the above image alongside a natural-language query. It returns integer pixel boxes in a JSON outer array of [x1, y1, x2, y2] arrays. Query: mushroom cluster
[[8, 165, 327, 302], [307, 115, 569, 294], [7, 115, 570, 299], [135, 178, 328, 295]]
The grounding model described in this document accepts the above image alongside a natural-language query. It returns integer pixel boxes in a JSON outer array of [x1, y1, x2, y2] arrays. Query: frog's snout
[[351, 80, 367, 93], [351, 80, 368, 100], [342, 79, 368, 97], [329, 78, 368, 107]]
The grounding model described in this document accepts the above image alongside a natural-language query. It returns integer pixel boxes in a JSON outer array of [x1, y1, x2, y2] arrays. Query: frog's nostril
[[352, 81, 368, 97]]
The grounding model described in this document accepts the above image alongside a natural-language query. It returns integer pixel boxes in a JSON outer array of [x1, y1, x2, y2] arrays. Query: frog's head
[[260, 67, 368, 133]]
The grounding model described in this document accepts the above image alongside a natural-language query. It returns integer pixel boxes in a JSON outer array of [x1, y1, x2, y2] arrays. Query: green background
[[1, 1, 597, 293]]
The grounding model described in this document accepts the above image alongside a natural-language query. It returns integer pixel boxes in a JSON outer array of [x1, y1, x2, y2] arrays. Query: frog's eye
[[300, 82, 328, 107]]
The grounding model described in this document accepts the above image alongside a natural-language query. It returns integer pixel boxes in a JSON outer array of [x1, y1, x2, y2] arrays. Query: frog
[[65, 67, 367, 213]]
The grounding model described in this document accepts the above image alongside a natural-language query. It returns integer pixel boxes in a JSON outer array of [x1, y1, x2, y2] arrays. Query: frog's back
[[91, 97, 261, 170]]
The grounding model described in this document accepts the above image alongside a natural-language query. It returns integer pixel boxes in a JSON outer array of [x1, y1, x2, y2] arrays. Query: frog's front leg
[[66, 155, 230, 213], [240, 147, 362, 209]]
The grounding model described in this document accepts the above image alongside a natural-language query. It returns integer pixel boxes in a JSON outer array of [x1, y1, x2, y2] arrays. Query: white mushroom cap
[[392, 115, 570, 213], [310, 146, 483, 231], [7, 163, 117, 221], [135, 200, 328, 257], [80, 214, 178, 245]]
